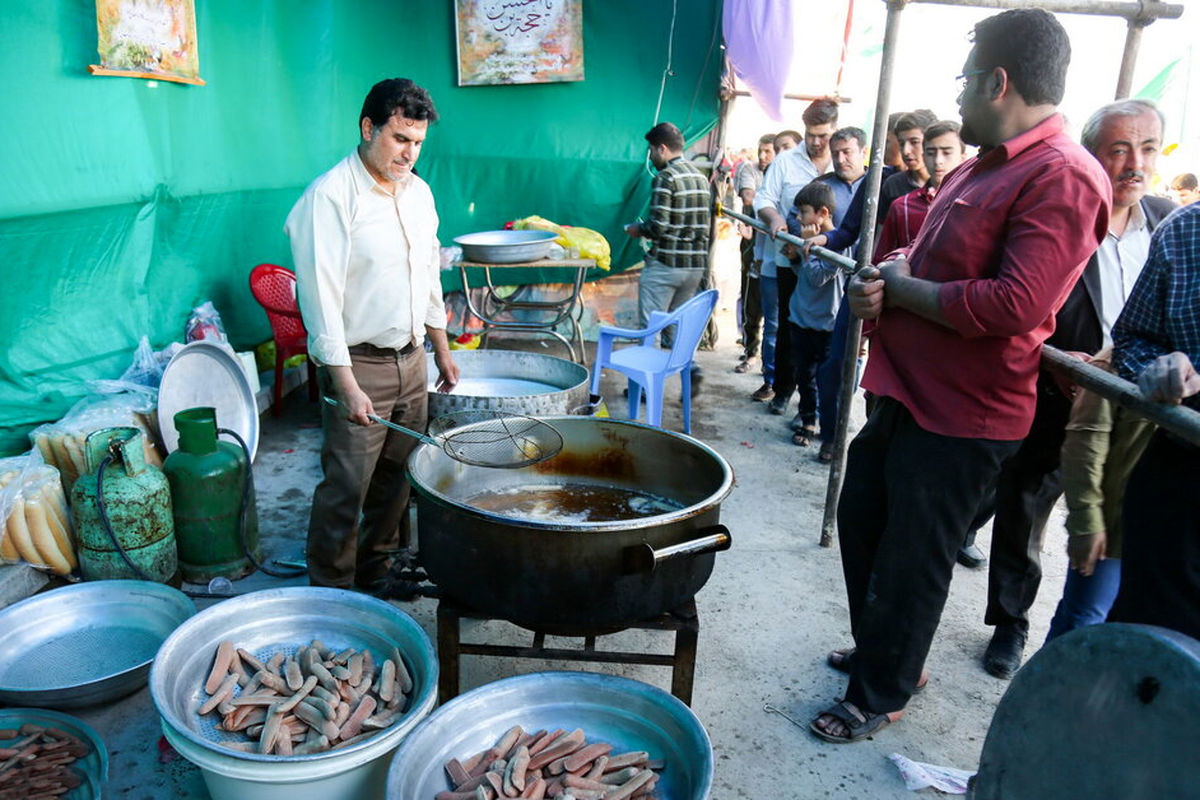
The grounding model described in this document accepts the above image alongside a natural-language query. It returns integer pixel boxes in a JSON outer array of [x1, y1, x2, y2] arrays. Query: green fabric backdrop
[[0, 0, 721, 455]]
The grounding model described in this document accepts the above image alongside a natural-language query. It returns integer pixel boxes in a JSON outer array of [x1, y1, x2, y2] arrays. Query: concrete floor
[[26, 239, 1076, 798]]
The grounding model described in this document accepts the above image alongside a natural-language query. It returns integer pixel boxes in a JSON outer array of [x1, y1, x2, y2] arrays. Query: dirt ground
[[68, 234, 1074, 798]]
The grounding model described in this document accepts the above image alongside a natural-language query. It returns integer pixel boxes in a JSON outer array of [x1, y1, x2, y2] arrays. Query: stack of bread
[[0, 455, 76, 576]]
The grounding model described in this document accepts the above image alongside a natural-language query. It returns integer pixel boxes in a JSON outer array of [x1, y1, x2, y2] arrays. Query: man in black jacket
[[982, 98, 1178, 679]]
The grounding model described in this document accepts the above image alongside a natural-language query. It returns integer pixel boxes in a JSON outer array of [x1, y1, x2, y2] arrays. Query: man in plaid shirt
[[1110, 201, 1200, 639], [626, 121, 711, 355]]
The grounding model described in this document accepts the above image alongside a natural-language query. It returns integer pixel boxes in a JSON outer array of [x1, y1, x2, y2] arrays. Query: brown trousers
[[307, 347, 427, 588]]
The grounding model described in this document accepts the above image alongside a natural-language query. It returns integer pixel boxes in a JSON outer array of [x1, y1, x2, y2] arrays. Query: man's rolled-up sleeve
[[286, 189, 354, 366], [938, 165, 1110, 338]]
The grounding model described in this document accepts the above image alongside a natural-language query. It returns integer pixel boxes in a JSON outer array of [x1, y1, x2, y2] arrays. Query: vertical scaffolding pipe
[[819, 0, 907, 547], [1114, 18, 1145, 99]]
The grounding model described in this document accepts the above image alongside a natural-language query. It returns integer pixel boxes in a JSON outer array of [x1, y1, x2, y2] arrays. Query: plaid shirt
[[643, 156, 711, 268], [1113, 202, 1200, 410]]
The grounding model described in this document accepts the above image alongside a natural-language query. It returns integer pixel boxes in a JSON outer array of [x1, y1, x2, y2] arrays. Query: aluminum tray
[[453, 229, 559, 264], [0, 580, 195, 708], [0, 707, 109, 799], [387, 671, 714, 799], [151, 586, 437, 762], [158, 341, 260, 461]]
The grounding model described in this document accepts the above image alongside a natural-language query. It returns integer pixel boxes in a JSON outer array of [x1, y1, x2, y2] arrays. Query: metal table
[[456, 258, 596, 362]]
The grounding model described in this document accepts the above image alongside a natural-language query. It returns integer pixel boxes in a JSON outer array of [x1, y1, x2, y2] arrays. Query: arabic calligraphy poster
[[89, 0, 204, 86], [455, 0, 584, 87]]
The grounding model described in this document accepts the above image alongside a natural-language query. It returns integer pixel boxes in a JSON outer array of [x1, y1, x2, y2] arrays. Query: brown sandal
[[792, 425, 818, 447]]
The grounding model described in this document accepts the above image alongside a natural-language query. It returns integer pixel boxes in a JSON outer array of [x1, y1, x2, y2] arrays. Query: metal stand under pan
[[436, 597, 700, 707]]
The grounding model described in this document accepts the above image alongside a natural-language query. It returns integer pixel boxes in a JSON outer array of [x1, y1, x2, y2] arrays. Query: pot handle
[[626, 524, 732, 574]]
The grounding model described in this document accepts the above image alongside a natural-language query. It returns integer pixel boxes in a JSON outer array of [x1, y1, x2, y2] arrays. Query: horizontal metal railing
[[717, 204, 1200, 448]]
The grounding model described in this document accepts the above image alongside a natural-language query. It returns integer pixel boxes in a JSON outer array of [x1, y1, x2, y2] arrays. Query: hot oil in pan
[[465, 483, 684, 523]]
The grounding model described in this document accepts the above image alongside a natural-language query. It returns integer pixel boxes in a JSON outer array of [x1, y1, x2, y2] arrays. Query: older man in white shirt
[[285, 78, 459, 592]]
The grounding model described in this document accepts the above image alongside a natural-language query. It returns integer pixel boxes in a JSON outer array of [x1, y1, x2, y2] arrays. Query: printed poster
[[456, 0, 584, 87], [89, 0, 204, 86]]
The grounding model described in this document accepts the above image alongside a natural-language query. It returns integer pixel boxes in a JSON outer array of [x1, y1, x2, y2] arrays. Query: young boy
[[782, 181, 844, 447]]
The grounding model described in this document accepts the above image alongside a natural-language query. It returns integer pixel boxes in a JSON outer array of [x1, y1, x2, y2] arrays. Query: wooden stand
[[436, 598, 700, 706]]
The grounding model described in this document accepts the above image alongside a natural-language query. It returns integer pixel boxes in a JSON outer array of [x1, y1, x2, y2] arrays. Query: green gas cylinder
[[162, 408, 260, 582], [70, 426, 178, 583]]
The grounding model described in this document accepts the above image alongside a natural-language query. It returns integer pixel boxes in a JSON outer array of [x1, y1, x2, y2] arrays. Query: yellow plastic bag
[[512, 216, 611, 271]]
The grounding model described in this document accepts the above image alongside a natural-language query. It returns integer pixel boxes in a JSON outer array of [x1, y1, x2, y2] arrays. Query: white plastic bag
[[887, 753, 974, 794], [87, 335, 183, 405], [186, 301, 229, 344]]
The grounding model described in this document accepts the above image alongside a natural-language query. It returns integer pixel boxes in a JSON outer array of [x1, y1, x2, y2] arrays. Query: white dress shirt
[[753, 146, 824, 273], [1097, 201, 1151, 344], [285, 151, 446, 367]]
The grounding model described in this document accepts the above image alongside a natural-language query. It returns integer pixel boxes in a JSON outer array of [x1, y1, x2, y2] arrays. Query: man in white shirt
[[754, 99, 837, 415], [285, 78, 459, 592]]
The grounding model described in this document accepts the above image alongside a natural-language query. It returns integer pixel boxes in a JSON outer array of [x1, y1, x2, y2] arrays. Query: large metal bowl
[[426, 350, 589, 418], [387, 671, 713, 799], [0, 707, 110, 799], [453, 230, 559, 264], [0, 580, 195, 708], [151, 587, 437, 764]]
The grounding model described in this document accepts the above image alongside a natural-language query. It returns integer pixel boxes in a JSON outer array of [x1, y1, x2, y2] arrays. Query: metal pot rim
[[406, 417, 735, 531]]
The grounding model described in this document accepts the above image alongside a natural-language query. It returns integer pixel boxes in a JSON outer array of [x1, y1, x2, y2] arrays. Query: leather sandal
[[809, 700, 897, 744]]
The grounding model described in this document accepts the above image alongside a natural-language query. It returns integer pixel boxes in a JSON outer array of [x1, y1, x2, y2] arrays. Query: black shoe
[[767, 397, 787, 415], [983, 625, 1027, 679], [690, 370, 703, 398], [956, 544, 987, 569]]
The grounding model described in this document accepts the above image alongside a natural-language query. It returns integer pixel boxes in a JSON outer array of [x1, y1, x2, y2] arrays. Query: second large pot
[[407, 417, 734, 632]]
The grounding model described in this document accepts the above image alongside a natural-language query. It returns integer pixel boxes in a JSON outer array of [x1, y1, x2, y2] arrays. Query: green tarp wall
[[0, 0, 722, 456]]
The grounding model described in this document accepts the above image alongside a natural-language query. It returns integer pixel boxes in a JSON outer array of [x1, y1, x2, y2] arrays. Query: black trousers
[[771, 267, 798, 402], [838, 398, 1019, 712], [984, 381, 1072, 634], [1109, 431, 1200, 640], [789, 325, 831, 429], [739, 239, 762, 359]]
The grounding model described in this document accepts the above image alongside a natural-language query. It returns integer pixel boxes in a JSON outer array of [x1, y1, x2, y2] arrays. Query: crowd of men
[[293, 9, 1196, 752], [723, 9, 1198, 743]]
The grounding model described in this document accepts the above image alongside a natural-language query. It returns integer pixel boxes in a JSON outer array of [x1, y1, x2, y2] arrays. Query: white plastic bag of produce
[[0, 449, 78, 577]]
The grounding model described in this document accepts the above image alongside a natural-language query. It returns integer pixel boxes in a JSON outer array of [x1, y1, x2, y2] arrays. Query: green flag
[[1135, 58, 1180, 102]]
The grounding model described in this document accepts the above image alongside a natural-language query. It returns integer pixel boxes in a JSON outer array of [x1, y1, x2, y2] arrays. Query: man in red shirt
[[810, 9, 1111, 743]]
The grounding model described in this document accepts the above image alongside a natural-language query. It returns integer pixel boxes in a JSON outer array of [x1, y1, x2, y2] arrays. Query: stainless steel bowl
[[426, 350, 590, 418], [453, 230, 560, 263], [387, 671, 713, 799], [0, 580, 195, 708], [0, 707, 109, 799], [150, 586, 437, 763]]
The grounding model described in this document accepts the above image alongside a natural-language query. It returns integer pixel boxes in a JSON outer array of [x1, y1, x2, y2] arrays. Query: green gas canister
[[70, 426, 178, 582], [162, 407, 259, 582]]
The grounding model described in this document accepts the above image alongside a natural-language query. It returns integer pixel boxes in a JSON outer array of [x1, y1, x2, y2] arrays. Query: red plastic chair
[[249, 264, 318, 416]]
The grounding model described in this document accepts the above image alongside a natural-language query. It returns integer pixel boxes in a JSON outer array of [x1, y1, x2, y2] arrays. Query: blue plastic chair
[[589, 289, 719, 433]]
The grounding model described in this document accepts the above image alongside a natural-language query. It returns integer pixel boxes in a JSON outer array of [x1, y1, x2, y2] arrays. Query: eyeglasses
[[956, 69, 988, 91]]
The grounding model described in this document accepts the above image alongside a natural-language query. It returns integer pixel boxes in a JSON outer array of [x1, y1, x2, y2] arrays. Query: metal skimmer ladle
[[322, 397, 563, 469]]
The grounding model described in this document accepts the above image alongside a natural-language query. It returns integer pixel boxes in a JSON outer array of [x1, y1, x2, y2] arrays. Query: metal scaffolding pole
[[818, 0, 907, 548], [907, 0, 1182, 21]]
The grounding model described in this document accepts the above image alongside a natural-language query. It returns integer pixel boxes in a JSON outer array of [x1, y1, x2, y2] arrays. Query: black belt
[[348, 341, 418, 358]]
